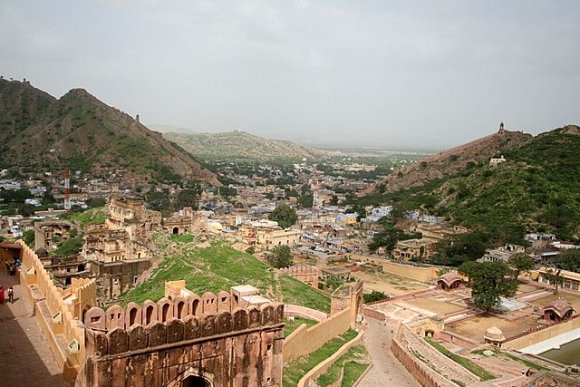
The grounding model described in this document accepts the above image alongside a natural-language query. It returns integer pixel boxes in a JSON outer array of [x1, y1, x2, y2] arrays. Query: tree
[[543, 269, 563, 293], [269, 204, 297, 229], [174, 189, 200, 210], [555, 250, 580, 273], [508, 253, 535, 280], [324, 275, 343, 291], [267, 245, 293, 268], [458, 261, 517, 312], [145, 190, 171, 212], [363, 291, 389, 303]]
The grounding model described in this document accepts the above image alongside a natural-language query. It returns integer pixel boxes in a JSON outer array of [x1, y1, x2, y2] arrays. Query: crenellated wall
[[78, 297, 285, 387], [18, 240, 95, 383], [277, 266, 319, 288]]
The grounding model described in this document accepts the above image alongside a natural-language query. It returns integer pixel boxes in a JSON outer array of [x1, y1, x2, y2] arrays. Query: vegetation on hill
[[359, 126, 580, 242], [163, 130, 325, 163], [117, 242, 330, 312], [0, 78, 218, 185]]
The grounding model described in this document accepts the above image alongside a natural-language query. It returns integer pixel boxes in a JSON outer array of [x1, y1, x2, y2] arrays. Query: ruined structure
[[163, 207, 200, 235], [78, 292, 284, 386], [34, 219, 76, 251], [276, 266, 318, 288], [43, 254, 91, 287]]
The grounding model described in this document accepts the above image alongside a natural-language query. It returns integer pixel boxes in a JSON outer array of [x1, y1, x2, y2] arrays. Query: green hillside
[[360, 125, 580, 241], [117, 241, 331, 313]]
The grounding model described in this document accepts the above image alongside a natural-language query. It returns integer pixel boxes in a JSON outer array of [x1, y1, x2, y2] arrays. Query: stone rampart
[[350, 255, 439, 282], [284, 307, 351, 362], [79, 297, 285, 386], [18, 240, 91, 382]]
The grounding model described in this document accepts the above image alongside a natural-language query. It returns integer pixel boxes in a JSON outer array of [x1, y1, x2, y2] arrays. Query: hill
[[366, 127, 532, 194], [0, 78, 219, 185], [163, 130, 326, 162], [117, 240, 331, 313], [360, 125, 580, 241]]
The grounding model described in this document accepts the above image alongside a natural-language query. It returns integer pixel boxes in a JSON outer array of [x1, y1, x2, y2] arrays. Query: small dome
[[550, 299, 572, 312], [484, 326, 505, 342]]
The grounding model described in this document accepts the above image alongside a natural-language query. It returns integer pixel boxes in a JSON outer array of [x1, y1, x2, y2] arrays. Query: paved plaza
[[0, 270, 64, 387]]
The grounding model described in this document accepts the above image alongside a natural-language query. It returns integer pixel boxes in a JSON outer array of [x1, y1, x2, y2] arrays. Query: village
[[0, 153, 578, 387]]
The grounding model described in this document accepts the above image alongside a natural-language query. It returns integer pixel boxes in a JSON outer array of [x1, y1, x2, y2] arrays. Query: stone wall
[[284, 307, 351, 362], [390, 325, 456, 387], [350, 254, 440, 282], [284, 304, 328, 322], [277, 266, 318, 288], [78, 297, 285, 387], [505, 316, 580, 350], [18, 241, 95, 383]]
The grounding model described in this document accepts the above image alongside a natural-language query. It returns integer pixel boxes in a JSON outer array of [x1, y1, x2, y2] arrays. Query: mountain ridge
[[163, 130, 328, 162], [0, 78, 220, 185]]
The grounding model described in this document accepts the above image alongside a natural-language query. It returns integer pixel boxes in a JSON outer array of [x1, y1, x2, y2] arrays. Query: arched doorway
[[173, 227, 179, 235], [181, 375, 211, 387]]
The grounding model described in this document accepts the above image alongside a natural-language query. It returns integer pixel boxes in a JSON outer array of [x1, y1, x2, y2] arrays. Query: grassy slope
[[283, 329, 358, 387], [117, 242, 330, 312]]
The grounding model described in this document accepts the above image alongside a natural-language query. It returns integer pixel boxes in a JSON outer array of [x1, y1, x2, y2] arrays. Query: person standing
[[7, 286, 13, 303]]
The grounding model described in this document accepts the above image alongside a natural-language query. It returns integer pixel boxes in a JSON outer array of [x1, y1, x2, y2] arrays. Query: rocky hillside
[[367, 128, 532, 194], [163, 130, 326, 162], [0, 78, 219, 185], [361, 125, 580, 240]]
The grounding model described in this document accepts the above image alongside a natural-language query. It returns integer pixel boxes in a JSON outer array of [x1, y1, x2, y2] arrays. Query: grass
[[61, 207, 106, 228], [117, 242, 331, 313], [425, 338, 495, 381], [279, 275, 331, 313], [470, 349, 547, 371], [283, 329, 358, 387], [316, 345, 369, 386], [170, 233, 194, 243], [284, 317, 317, 337]]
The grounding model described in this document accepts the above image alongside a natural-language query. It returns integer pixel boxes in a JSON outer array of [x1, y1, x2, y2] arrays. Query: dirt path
[[360, 318, 421, 387]]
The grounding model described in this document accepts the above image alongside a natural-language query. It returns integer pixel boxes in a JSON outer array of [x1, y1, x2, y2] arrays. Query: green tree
[[52, 236, 83, 256], [267, 245, 293, 268], [543, 268, 564, 293], [329, 195, 339, 205], [22, 229, 35, 247], [555, 250, 580, 273], [174, 189, 200, 210], [458, 261, 517, 312], [363, 291, 389, 303], [324, 275, 343, 291], [145, 190, 171, 213], [508, 253, 535, 280], [269, 204, 297, 229]]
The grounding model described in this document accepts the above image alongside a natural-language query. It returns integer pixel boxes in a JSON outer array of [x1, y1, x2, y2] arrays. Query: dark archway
[[173, 227, 179, 235], [181, 375, 211, 387], [78, 263, 85, 272]]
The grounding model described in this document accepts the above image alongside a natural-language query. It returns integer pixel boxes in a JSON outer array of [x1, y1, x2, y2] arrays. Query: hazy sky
[[2, 1, 579, 149]]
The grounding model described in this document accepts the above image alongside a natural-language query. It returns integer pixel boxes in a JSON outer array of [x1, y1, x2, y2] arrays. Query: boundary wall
[[284, 304, 328, 321], [349, 255, 439, 282], [506, 316, 580, 350]]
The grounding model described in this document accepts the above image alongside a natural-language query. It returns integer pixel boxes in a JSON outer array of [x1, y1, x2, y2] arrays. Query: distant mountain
[[163, 130, 326, 162], [366, 128, 532, 194], [0, 78, 219, 185], [361, 125, 580, 240]]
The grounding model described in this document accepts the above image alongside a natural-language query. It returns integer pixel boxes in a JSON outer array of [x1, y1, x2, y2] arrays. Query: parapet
[[277, 265, 318, 276], [83, 293, 284, 357]]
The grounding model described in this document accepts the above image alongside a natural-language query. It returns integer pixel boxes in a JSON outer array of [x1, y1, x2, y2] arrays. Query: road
[[360, 318, 421, 387]]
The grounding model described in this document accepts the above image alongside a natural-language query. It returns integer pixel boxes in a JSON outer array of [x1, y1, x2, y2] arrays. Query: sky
[[1, 1, 579, 149]]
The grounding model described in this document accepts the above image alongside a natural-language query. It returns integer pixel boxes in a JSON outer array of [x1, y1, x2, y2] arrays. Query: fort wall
[[78, 296, 285, 387], [277, 265, 318, 288]]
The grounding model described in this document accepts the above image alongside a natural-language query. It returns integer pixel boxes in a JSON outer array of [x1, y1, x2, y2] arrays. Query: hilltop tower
[[498, 122, 505, 135]]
